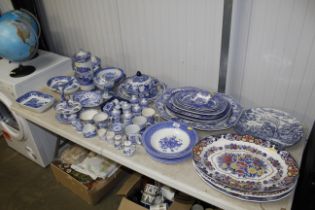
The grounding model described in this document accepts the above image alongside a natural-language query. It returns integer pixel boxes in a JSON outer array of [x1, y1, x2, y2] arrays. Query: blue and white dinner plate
[[155, 88, 243, 131], [73, 90, 103, 108], [234, 108, 304, 148], [93, 67, 125, 89], [16, 91, 55, 113], [47, 76, 80, 94], [142, 121, 198, 160]]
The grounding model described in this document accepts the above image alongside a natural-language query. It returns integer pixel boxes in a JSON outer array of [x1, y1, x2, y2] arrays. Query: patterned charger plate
[[193, 134, 299, 196], [234, 108, 304, 148]]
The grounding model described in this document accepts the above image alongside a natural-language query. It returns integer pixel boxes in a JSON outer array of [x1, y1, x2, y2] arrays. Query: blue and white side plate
[[94, 67, 125, 89], [73, 90, 103, 108], [16, 91, 55, 113], [142, 121, 198, 160], [47, 76, 80, 94], [234, 108, 304, 148], [155, 88, 243, 131]]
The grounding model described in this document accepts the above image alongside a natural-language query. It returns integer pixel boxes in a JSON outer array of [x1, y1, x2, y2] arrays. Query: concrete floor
[[0, 137, 126, 210]]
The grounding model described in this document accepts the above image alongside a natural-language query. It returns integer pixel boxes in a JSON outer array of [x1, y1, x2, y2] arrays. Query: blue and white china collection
[[16, 49, 305, 203]]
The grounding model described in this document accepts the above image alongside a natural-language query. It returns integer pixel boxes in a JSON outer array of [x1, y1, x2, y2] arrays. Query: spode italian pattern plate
[[47, 76, 79, 94], [192, 134, 299, 194], [234, 108, 304, 148]]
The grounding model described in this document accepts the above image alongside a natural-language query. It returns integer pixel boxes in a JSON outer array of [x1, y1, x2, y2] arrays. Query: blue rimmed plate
[[234, 108, 304, 148], [16, 91, 55, 113], [73, 90, 103, 108], [47, 76, 80, 94], [93, 67, 125, 89], [142, 121, 198, 160]]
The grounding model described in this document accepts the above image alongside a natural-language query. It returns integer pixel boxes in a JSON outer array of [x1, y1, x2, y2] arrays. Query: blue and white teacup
[[125, 124, 142, 144], [82, 123, 97, 138], [142, 108, 156, 124], [80, 109, 99, 124], [97, 128, 107, 141], [123, 140, 136, 156], [71, 118, 84, 132], [93, 112, 109, 128]]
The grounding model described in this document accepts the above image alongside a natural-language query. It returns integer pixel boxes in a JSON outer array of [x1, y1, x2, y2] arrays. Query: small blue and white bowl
[[80, 109, 99, 124], [83, 123, 97, 138], [93, 112, 109, 128]]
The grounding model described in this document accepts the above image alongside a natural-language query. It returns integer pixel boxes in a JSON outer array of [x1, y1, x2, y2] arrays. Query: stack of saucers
[[192, 134, 299, 202], [155, 87, 243, 131], [142, 121, 198, 164]]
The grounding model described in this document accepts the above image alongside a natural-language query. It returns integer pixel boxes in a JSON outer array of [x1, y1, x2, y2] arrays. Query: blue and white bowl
[[16, 91, 55, 113], [83, 123, 97, 138]]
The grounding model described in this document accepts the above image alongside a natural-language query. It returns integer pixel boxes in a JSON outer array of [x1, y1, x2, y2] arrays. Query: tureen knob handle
[[136, 71, 142, 76]]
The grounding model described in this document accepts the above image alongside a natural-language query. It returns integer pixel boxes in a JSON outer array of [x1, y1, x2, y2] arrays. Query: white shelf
[[11, 99, 306, 210]]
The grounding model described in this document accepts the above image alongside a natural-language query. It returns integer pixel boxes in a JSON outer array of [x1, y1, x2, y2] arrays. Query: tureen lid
[[129, 71, 151, 84]]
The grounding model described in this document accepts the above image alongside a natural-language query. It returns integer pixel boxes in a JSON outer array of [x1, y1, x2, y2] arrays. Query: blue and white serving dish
[[16, 91, 55, 113], [116, 71, 167, 101], [73, 90, 103, 108], [47, 76, 80, 94], [94, 67, 125, 90], [155, 88, 243, 131], [234, 108, 304, 148], [142, 121, 198, 162]]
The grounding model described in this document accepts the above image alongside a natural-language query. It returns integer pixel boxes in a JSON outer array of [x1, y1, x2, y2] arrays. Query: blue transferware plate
[[73, 90, 103, 108], [47, 76, 80, 94], [142, 121, 198, 159], [93, 67, 125, 89], [234, 108, 304, 148], [16, 91, 55, 113], [156, 89, 243, 131], [149, 153, 192, 164]]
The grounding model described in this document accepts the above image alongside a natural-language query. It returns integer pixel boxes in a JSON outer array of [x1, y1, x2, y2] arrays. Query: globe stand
[[10, 64, 36, 78]]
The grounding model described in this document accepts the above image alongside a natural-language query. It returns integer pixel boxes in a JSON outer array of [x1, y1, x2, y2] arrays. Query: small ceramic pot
[[71, 118, 84, 132], [82, 123, 97, 138], [132, 104, 141, 116], [122, 111, 133, 126], [125, 124, 142, 144], [105, 131, 115, 144], [97, 128, 107, 140], [142, 107, 156, 124], [132, 116, 147, 130], [112, 123, 123, 135], [121, 102, 131, 112], [123, 140, 136, 156], [93, 112, 109, 128], [114, 135, 123, 150], [80, 109, 99, 123]]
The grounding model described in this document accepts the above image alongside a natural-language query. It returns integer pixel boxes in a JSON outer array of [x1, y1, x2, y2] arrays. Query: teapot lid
[[131, 71, 150, 83]]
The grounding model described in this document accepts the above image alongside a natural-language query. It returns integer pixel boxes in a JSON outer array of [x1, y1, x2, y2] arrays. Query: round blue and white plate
[[234, 108, 304, 148], [155, 88, 243, 131], [47, 76, 80, 94], [94, 67, 125, 89], [73, 90, 103, 108], [142, 121, 198, 160]]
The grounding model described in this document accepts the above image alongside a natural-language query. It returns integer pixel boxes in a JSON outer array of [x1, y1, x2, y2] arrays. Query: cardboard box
[[117, 173, 194, 210], [50, 162, 122, 205]]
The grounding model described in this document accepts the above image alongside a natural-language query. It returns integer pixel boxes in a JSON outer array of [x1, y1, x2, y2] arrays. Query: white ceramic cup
[[97, 128, 107, 140], [141, 107, 156, 124], [93, 112, 109, 128], [125, 124, 141, 144], [80, 109, 99, 123], [82, 123, 97, 138], [132, 116, 147, 130]]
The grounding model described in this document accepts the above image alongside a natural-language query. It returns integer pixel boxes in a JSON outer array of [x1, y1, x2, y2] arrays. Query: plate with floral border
[[142, 121, 198, 159], [234, 108, 304, 148], [192, 134, 299, 194], [73, 90, 103, 108], [155, 88, 243, 131]]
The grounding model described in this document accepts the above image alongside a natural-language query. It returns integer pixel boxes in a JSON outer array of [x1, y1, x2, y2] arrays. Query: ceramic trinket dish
[[16, 91, 55, 113], [47, 76, 79, 95], [116, 71, 167, 101], [234, 108, 304, 148]]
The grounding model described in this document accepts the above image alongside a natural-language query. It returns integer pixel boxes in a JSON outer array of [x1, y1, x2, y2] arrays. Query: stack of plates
[[234, 108, 304, 148], [192, 134, 299, 202], [155, 87, 243, 131], [142, 121, 198, 164]]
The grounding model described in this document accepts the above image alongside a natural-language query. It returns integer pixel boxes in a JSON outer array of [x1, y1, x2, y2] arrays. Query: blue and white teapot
[[121, 71, 159, 97]]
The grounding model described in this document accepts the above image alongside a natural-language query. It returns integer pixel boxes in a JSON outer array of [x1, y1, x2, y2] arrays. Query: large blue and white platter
[[142, 121, 198, 161], [73, 90, 103, 108], [192, 134, 299, 202], [16, 91, 55, 113], [155, 88, 243, 131], [47, 76, 80, 95], [93, 67, 125, 89], [234, 108, 304, 148]]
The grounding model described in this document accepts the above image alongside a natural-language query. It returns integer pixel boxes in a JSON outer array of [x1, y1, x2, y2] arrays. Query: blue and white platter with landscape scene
[[234, 108, 304, 148], [16, 91, 55, 113], [73, 90, 103, 108], [142, 121, 198, 163], [47, 76, 80, 94]]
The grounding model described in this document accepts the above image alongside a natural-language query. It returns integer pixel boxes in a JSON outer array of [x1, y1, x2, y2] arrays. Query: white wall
[[227, 0, 315, 135], [37, 0, 224, 91], [0, 0, 13, 13]]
